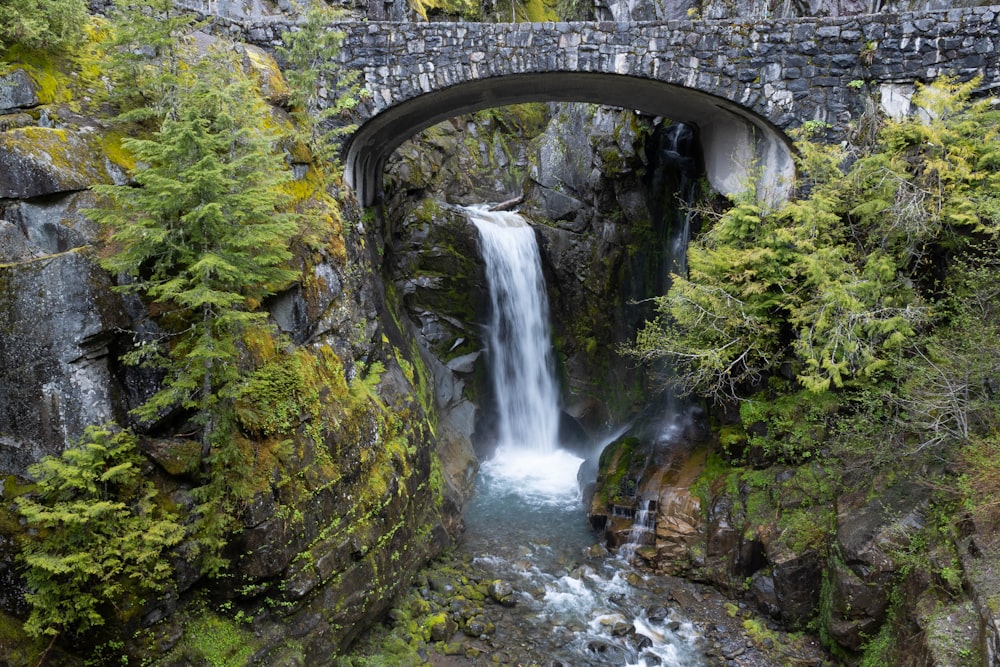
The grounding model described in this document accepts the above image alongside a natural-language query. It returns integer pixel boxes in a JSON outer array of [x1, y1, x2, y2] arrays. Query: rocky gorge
[[1, 0, 1000, 665]]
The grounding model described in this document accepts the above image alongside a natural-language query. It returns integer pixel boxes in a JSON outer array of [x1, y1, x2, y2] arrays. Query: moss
[[1, 45, 72, 105], [598, 437, 637, 506], [410, 0, 480, 22], [100, 131, 136, 171], [690, 450, 735, 512], [0, 611, 40, 666], [166, 609, 262, 667], [519, 0, 559, 21]]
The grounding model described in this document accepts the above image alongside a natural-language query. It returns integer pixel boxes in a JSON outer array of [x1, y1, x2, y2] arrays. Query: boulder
[[487, 579, 515, 606], [0, 69, 39, 113]]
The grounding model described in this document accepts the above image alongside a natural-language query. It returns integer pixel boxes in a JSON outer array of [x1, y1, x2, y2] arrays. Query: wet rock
[[487, 579, 516, 606], [462, 614, 494, 638], [427, 613, 457, 642], [749, 571, 780, 619], [428, 574, 457, 594], [826, 481, 930, 647], [139, 437, 202, 478], [769, 545, 822, 627], [646, 605, 669, 623], [587, 543, 609, 558], [611, 620, 634, 636]]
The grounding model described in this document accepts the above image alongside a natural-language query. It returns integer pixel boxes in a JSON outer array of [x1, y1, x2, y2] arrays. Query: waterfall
[[649, 122, 699, 287], [648, 122, 701, 445], [465, 205, 580, 505], [619, 498, 658, 559], [469, 206, 561, 453]]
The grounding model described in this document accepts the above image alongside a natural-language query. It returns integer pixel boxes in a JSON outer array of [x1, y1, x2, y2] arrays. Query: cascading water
[[468, 206, 583, 502], [461, 205, 704, 667], [472, 206, 561, 454], [645, 122, 701, 446]]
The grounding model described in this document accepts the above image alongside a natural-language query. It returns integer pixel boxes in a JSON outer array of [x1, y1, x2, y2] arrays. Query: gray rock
[[536, 186, 584, 222], [0, 69, 39, 113], [0, 250, 126, 476], [0, 128, 120, 199], [487, 579, 515, 606]]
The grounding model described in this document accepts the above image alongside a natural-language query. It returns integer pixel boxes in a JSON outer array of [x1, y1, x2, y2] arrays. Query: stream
[[459, 446, 705, 667], [456, 206, 705, 666]]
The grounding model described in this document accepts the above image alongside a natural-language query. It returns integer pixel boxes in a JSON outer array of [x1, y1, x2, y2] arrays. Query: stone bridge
[[241, 8, 1000, 205]]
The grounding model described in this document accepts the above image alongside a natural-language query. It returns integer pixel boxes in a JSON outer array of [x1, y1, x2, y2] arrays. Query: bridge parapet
[[239, 8, 1000, 204]]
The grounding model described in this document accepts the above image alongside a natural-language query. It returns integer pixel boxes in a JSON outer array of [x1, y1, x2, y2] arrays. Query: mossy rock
[[241, 44, 291, 106], [139, 437, 202, 478], [0, 127, 123, 199]]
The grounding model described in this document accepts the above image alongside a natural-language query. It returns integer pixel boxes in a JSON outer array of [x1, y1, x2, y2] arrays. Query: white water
[[463, 206, 704, 666], [470, 206, 562, 456]]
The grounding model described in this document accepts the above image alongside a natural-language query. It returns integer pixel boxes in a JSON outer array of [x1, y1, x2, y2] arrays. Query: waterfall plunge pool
[[459, 443, 706, 667]]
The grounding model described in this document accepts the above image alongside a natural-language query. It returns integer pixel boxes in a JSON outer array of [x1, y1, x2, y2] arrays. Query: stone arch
[[343, 72, 796, 207]]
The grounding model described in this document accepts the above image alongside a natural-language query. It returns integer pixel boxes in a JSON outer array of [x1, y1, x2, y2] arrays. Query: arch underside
[[344, 71, 796, 207]]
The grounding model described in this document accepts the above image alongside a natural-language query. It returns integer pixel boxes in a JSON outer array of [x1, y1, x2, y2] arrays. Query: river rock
[[487, 579, 516, 606], [427, 613, 458, 642], [462, 614, 494, 637]]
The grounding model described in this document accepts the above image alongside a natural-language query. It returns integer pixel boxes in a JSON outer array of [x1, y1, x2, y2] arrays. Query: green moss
[[169, 610, 262, 667], [519, 0, 559, 21], [598, 437, 637, 505], [1, 45, 71, 104], [0, 611, 45, 666], [100, 131, 136, 171], [690, 450, 735, 512]]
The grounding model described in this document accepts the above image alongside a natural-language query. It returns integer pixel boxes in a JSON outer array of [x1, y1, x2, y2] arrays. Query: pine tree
[[277, 4, 361, 173], [98, 0, 203, 121], [15, 426, 184, 642], [89, 51, 300, 568], [0, 0, 87, 51]]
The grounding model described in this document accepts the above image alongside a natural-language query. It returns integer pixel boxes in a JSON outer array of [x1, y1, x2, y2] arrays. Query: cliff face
[[0, 40, 460, 664]]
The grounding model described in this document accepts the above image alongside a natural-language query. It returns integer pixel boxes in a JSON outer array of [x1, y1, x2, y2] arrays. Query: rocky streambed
[[345, 445, 833, 667]]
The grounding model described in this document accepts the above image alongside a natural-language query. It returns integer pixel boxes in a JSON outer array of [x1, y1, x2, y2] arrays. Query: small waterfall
[[620, 498, 658, 560], [648, 121, 701, 443], [469, 206, 561, 453]]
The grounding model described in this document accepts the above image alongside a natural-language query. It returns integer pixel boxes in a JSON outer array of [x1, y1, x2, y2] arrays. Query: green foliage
[[174, 610, 260, 667], [846, 77, 1000, 267], [90, 51, 298, 427], [99, 0, 203, 122], [277, 4, 360, 175], [740, 384, 840, 462], [15, 425, 184, 639], [630, 78, 999, 458], [0, 0, 87, 52], [89, 46, 303, 573]]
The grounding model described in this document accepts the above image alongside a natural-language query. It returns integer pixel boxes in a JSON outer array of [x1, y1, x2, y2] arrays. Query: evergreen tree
[[15, 426, 184, 642], [99, 0, 202, 122], [90, 51, 300, 569], [0, 0, 87, 51], [278, 4, 361, 173], [631, 78, 999, 403]]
